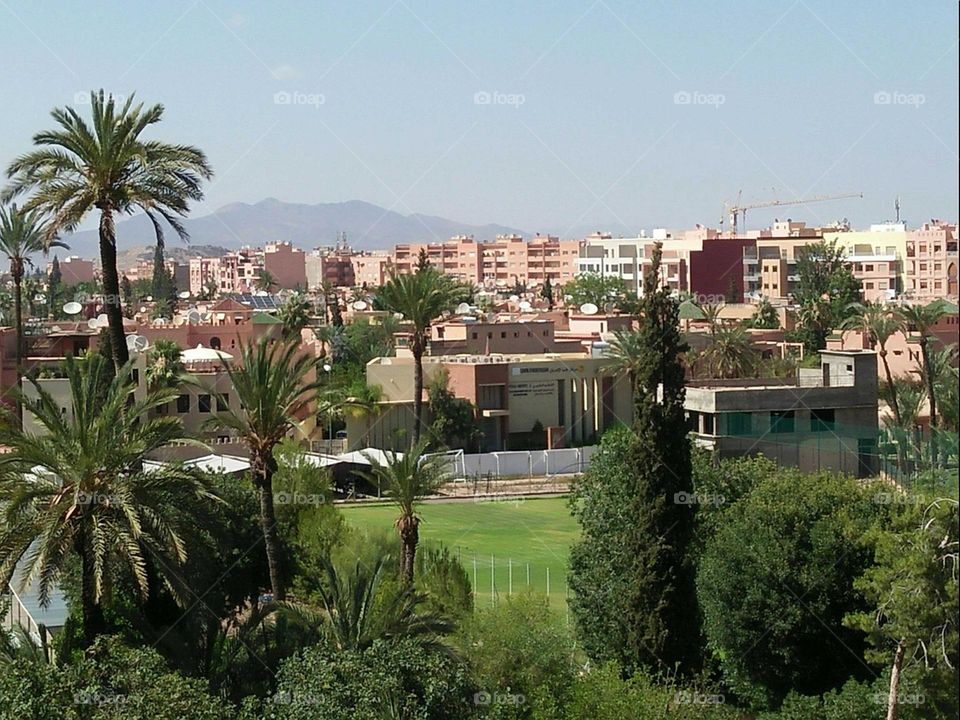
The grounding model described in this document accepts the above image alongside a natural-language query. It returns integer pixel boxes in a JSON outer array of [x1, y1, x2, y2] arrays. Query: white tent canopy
[[181, 344, 233, 362]]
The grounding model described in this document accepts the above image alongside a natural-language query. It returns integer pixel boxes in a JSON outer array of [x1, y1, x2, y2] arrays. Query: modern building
[[55, 256, 96, 285], [685, 350, 879, 477], [348, 352, 632, 452], [306, 248, 356, 289], [263, 242, 307, 289]]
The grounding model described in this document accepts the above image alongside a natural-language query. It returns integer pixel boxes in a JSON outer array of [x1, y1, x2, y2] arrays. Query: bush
[[271, 637, 475, 719]]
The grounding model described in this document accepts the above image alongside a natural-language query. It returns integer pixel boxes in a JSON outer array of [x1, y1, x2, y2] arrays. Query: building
[[306, 248, 357, 289], [348, 352, 632, 452], [685, 350, 879, 477], [389, 234, 581, 289], [263, 242, 307, 289], [189, 248, 262, 295], [55, 256, 95, 285], [352, 252, 391, 288], [904, 221, 958, 300]]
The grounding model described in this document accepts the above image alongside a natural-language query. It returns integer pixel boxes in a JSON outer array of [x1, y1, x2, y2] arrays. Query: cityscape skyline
[[1, 0, 957, 237]]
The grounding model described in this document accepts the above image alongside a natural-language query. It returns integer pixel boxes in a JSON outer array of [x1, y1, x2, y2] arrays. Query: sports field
[[341, 497, 579, 609]]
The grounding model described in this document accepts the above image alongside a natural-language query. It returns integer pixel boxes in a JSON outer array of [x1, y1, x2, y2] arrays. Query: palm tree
[[702, 326, 756, 379], [312, 554, 453, 652], [255, 270, 278, 293], [277, 293, 312, 341], [207, 338, 320, 601], [900, 301, 949, 429], [363, 439, 451, 585], [605, 328, 646, 397], [376, 268, 459, 444], [0, 204, 66, 426], [2, 90, 212, 369], [0, 354, 215, 646], [842, 301, 906, 425], [145, 338, 185, 391], [698, 301, 724, 335]]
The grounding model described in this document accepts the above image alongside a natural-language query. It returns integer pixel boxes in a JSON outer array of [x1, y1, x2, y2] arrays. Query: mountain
[[61, 199, 528, 257]]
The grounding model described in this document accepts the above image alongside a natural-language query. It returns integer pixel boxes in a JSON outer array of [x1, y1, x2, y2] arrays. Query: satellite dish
[[509, 294, 519, 302], [139, 306, 147, 313], [393, 312, 404, 320], [254, 290, 268, 297], [33, 294, 45, 303], [96, 314, 109, 326], [146, 295, 153, 302], [62, 301, 82, 315], [518, 300, 532, 311], [455, 302, 471, 315], [186, 310, 201, 325], [178, 290, 191, 299], [126, 334, 149, 353], [352, 300, 368, 311], [51, 325, 62, 333], [580, 302, 599, 315], [87, 318, 100, 330]]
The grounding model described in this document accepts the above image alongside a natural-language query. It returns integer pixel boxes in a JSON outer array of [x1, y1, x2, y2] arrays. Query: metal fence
[[427, 446, 598, 482]]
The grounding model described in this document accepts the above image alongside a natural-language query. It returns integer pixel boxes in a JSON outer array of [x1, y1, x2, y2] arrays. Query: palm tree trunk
[[886, 639, 905, 720], [921, 339, 937, 428], [98, 208, 129, 368], [78, 539, 105, 646], [253, 448, 285, 601], [399, 522, 418, 586], [880, 347, 901, 426], [13, 268, 24, 429], [412, 340, 424, 446]]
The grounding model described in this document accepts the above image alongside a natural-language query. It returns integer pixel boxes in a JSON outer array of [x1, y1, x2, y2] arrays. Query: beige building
[[904, 221, 958, 300], [348, 352, 632, 452]]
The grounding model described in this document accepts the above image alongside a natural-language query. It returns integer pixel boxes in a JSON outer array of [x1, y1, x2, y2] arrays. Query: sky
[[1, 0, 957, 238]]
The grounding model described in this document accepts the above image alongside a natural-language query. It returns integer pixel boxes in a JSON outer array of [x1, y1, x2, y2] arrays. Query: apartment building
[[55, 256, 95, 285], [352, 252, 391, 288], [390, 234, 580, 289], [189, 249, 261, 295], [306, 248, 356, 289], [904, 220, 958, 300], [263, 242, 307, 289]]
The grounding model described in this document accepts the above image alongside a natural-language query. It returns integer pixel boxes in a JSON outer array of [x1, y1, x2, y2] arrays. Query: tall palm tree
[[2, 90, 212, 369], [0, 204, 66, 426], [376, 268, 459, 444], [698, 302, 724, 335], [207, 338, 320, 601], [277, 293, 312, 341], [0, 354, 215, 646], [842, 301, 906, 425], [255, 270, 278, 293], [363, 439, 451, 585], [900, 301, 948, 428]]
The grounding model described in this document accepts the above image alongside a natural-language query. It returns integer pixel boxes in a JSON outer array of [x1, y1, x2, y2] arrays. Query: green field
[[341, 497, 579, 609]]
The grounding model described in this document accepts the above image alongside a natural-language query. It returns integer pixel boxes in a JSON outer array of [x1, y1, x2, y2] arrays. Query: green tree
[[277, 292, 312, 340], [0, 204, 66, 427], [363, 439, 451, 585], [793, 240, 861, 352], [145, 339, 184, 391], [570, 242, 698, 675], [541, 276, 555, 310], [846, 497, 958, 720], [150, 241, 176, 318], [0, 354, 215, 647], [206, 338, 320, 601], [426, 368, 481, 451], [564, 272, 631, 311], [701, 325, 757, 379], [46, 254, 63, 318], [697, 468, 884, 709], [376, 268, 460, 444], [604, 328, 645, 391], [256, 269, 278, 293], [415, 247, 431, 273], [748, 298, 780, 329], [3, 90, 212, 369], [843, 301, 906, 425]]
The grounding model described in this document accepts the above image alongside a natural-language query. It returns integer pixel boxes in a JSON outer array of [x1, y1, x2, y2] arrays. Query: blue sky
[[1, 0, 957, 237]]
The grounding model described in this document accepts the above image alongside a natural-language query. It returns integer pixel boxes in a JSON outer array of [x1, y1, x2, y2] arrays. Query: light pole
[[322, 363, 333, 446]]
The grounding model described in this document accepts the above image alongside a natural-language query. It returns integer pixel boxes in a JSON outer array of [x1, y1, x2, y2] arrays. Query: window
[[770, 410, 795, 434], [811, 408, 835, 432], [500, 332, 506, 339], [471, 332, 478, 340], [177, 395, 190, 413], [727, 412, 752, 436], [216, 394, 230, 412]]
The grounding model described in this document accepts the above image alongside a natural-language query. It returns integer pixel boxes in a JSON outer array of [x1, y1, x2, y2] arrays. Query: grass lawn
[[341, 497, 579, 610]]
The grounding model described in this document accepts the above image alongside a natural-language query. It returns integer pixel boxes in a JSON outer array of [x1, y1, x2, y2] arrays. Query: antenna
[[895, 195, 901, 223]]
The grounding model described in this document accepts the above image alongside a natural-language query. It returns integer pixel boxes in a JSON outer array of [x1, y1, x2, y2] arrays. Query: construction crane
[[722, 191, 863, 235]]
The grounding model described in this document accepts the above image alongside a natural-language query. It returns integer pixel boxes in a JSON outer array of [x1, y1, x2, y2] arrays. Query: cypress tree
[[568, 242, 699, 675]]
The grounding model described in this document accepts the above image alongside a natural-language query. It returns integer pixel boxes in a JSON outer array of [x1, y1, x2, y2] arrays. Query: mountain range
[[61, 198, 529, 258]]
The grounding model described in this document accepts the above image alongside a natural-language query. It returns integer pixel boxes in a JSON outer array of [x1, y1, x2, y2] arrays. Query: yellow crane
[[723, 191, 863, 235]]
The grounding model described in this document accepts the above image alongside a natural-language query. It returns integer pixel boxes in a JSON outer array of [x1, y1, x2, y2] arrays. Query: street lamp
[[322, 363, 333, 444]]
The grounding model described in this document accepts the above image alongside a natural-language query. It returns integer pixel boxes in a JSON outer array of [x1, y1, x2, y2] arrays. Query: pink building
[[56, 256, 95, 285], [351, 252, 391, 288], [905, 221, 958, 300], [263, 242, 307, 289]]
